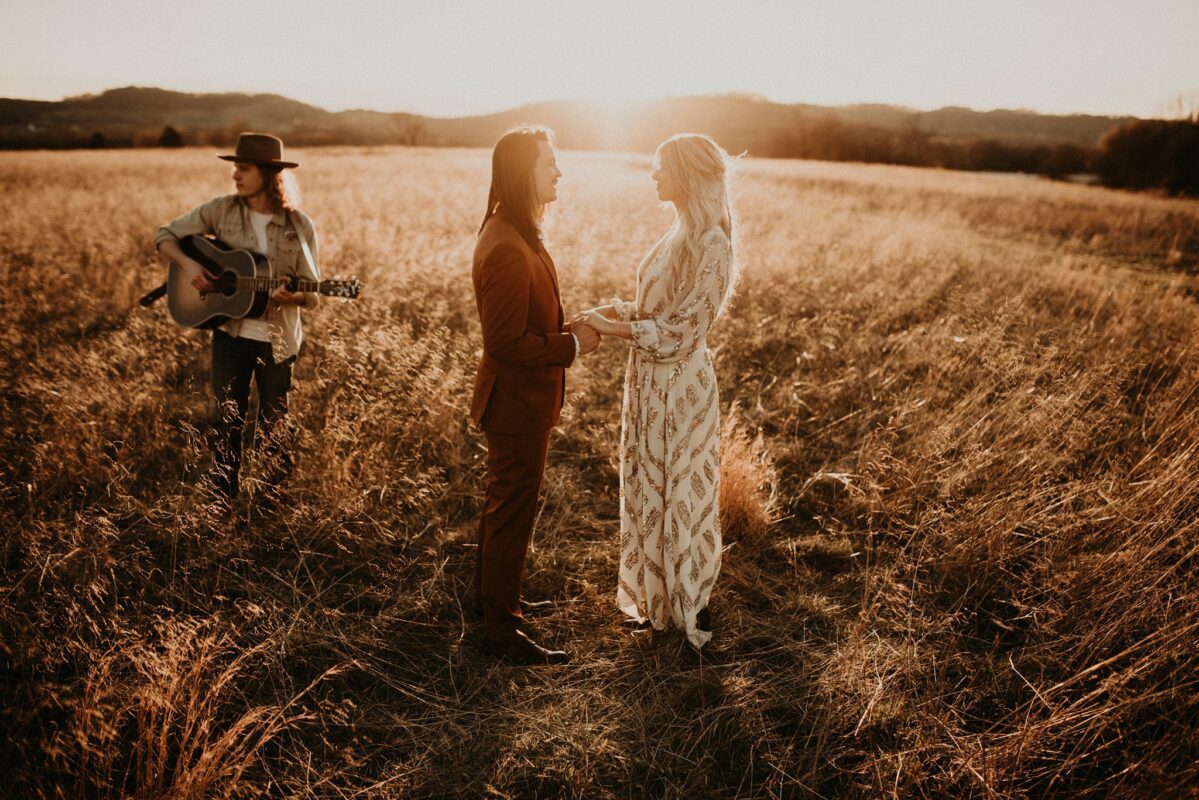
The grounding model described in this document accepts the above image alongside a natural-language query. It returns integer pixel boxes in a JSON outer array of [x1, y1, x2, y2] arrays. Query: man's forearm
[[156, 237, 188, 265]]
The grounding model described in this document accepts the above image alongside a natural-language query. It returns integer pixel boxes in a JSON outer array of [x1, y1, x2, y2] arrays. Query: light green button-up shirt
[[155, 195, 320, 363]]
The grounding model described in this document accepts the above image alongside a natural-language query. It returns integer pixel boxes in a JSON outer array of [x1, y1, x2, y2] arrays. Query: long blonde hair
[[654, 133, 739, 302]]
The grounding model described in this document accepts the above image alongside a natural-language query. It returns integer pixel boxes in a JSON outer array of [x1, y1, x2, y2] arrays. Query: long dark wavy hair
[[478, 125, 554, 249], [260, 166, 300, 215]]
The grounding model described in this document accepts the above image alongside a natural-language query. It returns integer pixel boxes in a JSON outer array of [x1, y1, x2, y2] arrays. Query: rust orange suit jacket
[[471, 212, 576, 435]]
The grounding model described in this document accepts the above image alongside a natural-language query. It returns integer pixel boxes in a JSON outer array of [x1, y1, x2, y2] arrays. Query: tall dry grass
[[719, 403, 779, 545], [2, 146, 1198, 798]]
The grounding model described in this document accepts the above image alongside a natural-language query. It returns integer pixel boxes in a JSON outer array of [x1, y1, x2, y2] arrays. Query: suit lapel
[[491, 211, 562, 309], [491, 211, 562, 302]]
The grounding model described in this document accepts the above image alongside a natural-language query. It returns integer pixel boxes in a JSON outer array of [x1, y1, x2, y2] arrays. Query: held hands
[[573, 321, 601, 354], [573, 310, 614, 336], [568, 306, 634, 343], [566, 303, 625, 355]]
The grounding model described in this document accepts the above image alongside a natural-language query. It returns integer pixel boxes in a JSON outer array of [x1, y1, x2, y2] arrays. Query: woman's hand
[[567, 312, 597, 330], [568, 305, 634, 340], [570, 304, 617, 326], [580, 310, 614, 335]]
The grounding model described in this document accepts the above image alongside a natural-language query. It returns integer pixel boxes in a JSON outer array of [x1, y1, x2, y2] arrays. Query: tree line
[[764, 115, 1199, 196], [7, 114, 1197, 196]]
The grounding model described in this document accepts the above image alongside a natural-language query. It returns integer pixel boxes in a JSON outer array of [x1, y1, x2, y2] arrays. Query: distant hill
[[423, 96, 1133, 151], [0, 86, 1137, 155], [0, 87, 426, 149]]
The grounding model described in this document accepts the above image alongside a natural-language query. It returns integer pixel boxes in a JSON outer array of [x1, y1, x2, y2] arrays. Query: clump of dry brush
[[719, 402, 780, 544]]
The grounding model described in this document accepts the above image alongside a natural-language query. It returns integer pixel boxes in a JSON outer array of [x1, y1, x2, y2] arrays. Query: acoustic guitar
[[164, 235, 360, 329]]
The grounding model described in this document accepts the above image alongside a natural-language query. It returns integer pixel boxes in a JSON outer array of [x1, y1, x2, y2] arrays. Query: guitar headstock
[[319, 276, 362, 300]]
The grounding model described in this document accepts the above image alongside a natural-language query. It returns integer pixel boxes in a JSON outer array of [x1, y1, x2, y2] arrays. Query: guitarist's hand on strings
[[188, 260, 216, 293]]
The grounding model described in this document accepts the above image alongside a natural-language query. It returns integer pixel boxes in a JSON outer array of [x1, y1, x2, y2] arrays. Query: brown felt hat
[[217, 132, 298, 169]]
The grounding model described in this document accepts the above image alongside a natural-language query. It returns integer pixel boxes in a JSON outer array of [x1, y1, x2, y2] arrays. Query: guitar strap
[[139, 282, 167, 307], [286, 210, 320, 281]]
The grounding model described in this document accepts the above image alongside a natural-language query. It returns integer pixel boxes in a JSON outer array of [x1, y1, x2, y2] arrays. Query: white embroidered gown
[[615, 229, 732, 649]]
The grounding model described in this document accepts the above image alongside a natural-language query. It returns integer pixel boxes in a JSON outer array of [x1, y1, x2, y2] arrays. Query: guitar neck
[[238, 276, 322, 294]]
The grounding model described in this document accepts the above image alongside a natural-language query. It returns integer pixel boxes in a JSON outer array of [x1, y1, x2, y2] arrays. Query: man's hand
[[158, 239, 215, 293], [574, 322, 601, 355], [270, 284, 304, 306], [187, 259, 216, 293]]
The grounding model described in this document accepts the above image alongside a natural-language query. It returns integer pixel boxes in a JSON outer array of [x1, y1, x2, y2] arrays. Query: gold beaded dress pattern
[[614, 228, 732, 649]]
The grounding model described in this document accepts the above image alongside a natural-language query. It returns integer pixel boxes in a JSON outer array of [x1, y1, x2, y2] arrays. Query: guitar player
[[154, 132, 319, 511]]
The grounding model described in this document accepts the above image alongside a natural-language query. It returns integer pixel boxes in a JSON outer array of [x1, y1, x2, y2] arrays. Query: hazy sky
[[2, 0, 1196, 118]]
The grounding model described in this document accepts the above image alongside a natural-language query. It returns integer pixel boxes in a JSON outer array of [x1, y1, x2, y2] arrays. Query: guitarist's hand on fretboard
[[270, 283, 305, 306]]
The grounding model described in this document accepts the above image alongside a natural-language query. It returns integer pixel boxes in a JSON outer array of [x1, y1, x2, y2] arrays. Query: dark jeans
[[210, 329, 295, 500]]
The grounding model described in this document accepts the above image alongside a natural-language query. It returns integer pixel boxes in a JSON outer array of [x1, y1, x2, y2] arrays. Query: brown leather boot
[[483, 631, 570, 666]]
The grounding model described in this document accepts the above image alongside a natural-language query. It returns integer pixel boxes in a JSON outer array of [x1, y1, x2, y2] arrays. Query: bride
[[576, 133, 739, 649]]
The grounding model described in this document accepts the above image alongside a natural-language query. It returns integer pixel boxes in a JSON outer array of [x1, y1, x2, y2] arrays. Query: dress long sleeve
[[629, 232, 731, 364]]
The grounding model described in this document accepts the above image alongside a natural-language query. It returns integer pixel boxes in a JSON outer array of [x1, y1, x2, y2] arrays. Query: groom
[[471, 126, 599, 665]]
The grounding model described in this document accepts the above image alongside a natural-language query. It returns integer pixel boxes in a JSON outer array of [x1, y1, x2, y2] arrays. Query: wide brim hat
[[217, 132, 299, 169]]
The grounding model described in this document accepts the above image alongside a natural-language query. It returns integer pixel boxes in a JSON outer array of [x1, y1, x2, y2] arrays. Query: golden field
[[2, 146, 1198, 798]]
